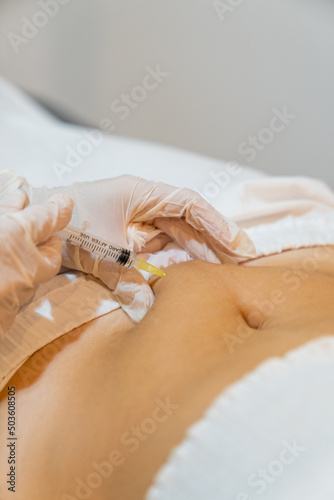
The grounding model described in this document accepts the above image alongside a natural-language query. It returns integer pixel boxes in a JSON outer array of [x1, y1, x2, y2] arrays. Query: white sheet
[[146, 336, 334, 500], [0, 75, 262, 191]]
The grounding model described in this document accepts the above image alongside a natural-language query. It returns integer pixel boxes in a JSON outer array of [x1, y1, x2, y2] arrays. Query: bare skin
[[0, 245, 334, 500]]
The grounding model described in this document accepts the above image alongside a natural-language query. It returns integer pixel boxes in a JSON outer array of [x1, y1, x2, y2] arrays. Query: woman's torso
[[0, 245, 334, 499]]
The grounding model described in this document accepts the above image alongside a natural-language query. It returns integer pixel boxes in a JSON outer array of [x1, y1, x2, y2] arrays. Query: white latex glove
[[26, 175, 256, 322], [0, 170, 29, 216], [0, 171, 74, 339]]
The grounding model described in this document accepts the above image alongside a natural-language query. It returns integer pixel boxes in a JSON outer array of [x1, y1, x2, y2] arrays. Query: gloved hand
[[26, 175, 256, 322], [0, 171, 74, 339], [0, 170, 29, 216]]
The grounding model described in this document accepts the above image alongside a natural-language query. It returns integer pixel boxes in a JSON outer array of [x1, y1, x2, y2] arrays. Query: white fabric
[[145, 336, 334, 500], [217, 175, 334, 258], [246, 212, 334, 257], [0, 75, 262, 191]]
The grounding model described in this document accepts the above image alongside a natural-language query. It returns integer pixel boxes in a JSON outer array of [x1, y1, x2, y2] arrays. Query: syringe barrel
[[55, 225, 137, 268]]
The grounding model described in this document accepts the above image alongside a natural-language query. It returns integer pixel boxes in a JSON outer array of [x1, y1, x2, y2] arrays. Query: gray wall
[[0, 0, 333, 186]]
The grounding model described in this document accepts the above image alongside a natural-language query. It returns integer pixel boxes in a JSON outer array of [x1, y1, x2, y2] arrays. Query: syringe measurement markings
[[66, 235, 130, 266], [88, 242, 109, 256], [108, 250, 118, 259]]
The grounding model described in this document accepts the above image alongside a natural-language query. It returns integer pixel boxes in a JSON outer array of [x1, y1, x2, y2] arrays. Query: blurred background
[[0, 0, 333, 186]]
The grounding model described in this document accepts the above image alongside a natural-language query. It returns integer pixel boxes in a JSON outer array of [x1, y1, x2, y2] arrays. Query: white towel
[[145, 336, 334, 500]]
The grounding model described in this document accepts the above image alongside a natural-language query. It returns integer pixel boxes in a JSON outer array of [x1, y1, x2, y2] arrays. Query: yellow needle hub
[[136, 259, 166, 278]]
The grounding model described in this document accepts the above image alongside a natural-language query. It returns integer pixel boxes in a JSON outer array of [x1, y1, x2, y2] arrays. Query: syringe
[[55, 224, 166, 278]]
